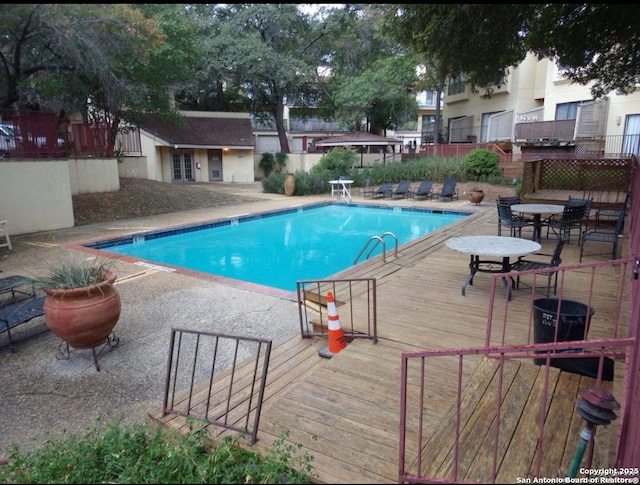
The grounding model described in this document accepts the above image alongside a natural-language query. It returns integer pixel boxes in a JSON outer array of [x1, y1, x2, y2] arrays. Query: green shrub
[[0, 420, 315, 484], [462, 148, 501, 181], [310, 149, 357, 179], [261, 170, 286, 194], [259, 152, 276, 177], [275, 152, 288, 172], [260, 154, 513, 195]]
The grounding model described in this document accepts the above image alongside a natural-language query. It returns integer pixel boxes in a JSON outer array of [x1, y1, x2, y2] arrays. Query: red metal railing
[[0, 109, 141, 158]]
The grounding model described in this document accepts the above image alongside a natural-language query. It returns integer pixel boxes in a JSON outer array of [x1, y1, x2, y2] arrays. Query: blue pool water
[[89, 203, 468, 291]]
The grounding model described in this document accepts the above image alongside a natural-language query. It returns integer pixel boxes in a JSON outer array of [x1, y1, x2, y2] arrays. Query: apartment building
[[442, 52, 640, 158]]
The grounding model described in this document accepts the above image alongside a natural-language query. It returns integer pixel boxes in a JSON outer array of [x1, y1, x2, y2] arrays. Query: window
[[447, 75, 466, 96], [555, 102, 580, 120]]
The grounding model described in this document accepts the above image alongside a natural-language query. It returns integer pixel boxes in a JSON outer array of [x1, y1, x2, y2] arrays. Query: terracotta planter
[[284, 173, 295, 196], [468, 189, 485, 205], [43, 271, 121, 349]]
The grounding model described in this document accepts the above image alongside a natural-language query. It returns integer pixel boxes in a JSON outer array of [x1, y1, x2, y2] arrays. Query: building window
[[555, 101, 580, 120], [447, 75, 466, 96]]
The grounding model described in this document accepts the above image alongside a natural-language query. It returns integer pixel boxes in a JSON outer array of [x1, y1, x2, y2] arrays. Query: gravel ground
[[72, 178, 518, 226], [72, 178, 266, 226]]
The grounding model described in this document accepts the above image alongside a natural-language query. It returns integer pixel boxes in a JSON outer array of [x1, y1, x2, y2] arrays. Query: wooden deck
[[148, 203, 627, 484]]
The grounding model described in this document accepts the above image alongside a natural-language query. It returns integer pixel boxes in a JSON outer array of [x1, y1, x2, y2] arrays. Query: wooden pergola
[[314, 131, 403, 167]]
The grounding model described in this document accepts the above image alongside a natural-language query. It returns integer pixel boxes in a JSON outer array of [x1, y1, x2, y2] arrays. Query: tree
[[382, 4, 640, 98], [204, 4, 325, 153], [317, 5, 419, 134], [0, 4, 201, 149]]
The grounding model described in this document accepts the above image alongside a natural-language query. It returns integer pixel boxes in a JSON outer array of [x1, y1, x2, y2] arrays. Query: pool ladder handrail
[[353, 231, 398, 264]]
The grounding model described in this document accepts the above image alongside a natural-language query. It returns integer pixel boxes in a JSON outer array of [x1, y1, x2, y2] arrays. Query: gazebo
[[313, 131, 403, 167]]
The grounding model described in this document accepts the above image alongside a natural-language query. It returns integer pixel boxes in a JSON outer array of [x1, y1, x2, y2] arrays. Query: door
[[622, 114, 640, 156], [172, 151, 195, 182], [208, 150, 223, 181]]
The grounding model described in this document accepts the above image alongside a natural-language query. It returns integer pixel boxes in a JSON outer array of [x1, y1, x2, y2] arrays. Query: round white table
[[511, 203, 564, 242], [445, 235, 541, 298], [329, 179, 354, 202]]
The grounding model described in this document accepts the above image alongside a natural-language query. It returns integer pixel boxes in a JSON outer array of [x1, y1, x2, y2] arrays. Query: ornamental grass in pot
[[28, 257, 121, 350]]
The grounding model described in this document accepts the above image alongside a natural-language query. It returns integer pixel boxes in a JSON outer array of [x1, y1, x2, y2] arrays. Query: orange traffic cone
[[318, 291, 346, 359]]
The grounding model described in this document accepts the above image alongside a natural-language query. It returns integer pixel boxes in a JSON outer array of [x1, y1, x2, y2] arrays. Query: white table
[[329, 179, 354, 202], [445, 235, 541, 298], [511, 203, 564, 242]]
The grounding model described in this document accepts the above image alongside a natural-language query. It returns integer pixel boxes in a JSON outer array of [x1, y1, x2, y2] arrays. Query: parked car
[[0, 123, 18, 157]]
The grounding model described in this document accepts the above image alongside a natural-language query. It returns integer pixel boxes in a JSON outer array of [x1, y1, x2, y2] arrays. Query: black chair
[[313, 178, 328, 196], [391, 180, 412, 199], [566, 196, 593, 243], [372, 182, 393, 198], [433, 177, 458, 201], [496, 200, 534, 237], [410, 180, 434, 200], [546, 203, 587, 241], [498, 195, 535, 225], [579, 207, 626, 262], [361, 178, 375, 198], [510, 236, 568, 296]]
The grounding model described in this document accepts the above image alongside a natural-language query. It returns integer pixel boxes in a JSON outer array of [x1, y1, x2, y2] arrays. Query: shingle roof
[[136, 114, 255, 149]]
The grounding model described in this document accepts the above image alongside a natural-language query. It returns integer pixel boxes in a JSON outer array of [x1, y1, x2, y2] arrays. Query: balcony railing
[[0, 109, 142, 158]]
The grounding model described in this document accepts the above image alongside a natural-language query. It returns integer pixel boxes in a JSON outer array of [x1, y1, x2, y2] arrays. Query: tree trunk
[[274, 97, 290, 153]]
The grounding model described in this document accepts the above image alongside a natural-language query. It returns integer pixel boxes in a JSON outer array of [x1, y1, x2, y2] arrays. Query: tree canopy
[[2, 2, 639, 153], [383, 4, 640, 98]]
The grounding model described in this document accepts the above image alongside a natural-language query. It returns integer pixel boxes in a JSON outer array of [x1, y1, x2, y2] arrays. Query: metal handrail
[[353, 231, 398, 265]]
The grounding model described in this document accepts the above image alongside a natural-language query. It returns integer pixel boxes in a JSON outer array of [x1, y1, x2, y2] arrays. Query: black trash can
[[532, 298, 613, 380], [532, 298, 594, 350]]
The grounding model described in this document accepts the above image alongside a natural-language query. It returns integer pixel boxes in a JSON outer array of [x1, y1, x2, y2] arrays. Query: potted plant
[[28, 256, 121, 351], [468, 188, 485, 205]]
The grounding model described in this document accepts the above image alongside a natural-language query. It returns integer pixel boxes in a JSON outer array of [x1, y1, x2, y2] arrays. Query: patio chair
[[579, 206, 626, 262], [498, 195, 535, 225], [361, 178, 375, 198], [0, 220, 11, 250], [391, 180, 412, 199], [410, 180, 434, 200], [566, 196, 593, 243], [372, 182, 393, 198], [546, 202, 588, 242], [433, 177, 458, 201], [510, 236, 568, 296], [496, 200, 534, 237], [313, 178, 328, 196]]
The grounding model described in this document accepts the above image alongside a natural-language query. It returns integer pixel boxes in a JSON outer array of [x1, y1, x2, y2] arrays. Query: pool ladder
[[353, 231, 398, 265]]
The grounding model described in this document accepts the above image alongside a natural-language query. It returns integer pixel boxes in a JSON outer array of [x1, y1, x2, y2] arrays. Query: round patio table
[[445, 235, 541, 299]]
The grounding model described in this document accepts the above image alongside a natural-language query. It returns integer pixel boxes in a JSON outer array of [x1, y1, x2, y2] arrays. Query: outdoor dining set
[[446, 192, 629, 299]]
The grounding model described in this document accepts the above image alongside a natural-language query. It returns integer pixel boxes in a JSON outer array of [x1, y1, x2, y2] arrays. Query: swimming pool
[[87, 202, 468, 292]]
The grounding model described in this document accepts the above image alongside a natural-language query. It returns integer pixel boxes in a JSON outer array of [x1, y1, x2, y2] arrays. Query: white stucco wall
[[0, 160, 74, 235]]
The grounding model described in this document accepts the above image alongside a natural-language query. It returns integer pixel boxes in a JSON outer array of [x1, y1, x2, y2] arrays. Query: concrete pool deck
[[0, 181, 497, 458]]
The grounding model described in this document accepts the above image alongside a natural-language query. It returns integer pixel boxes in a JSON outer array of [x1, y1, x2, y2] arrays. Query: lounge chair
[[361, 178, 375, 198], [372, 182, 393, 198], [391, 180, 412, 199], [433, 177, 459, 201], [0, 295, 46, 352], [410, 180, 433, 200], [0, 274, 35, 299]]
